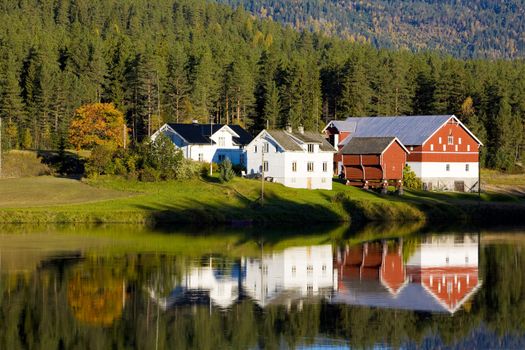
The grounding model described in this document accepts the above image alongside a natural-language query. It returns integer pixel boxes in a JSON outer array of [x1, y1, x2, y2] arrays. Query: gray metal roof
[[265, 130, 336, 152], [336, 115, 453, 146], [339, 137, 401, 155]]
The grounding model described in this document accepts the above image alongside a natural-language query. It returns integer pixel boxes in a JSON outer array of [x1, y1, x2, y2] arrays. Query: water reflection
[[1, 227, 524, 349], [333, 234, 481, 314], [146, 234, 481, 315]]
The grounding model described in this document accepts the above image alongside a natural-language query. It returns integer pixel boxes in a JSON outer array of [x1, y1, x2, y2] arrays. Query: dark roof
[[265, 130, 336, 152], [334, 115, 455, 146], [166, 123, 253, 145], [340, 137, 402, 155]]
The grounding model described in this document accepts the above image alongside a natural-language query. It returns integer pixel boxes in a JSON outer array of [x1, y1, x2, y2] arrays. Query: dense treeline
[[1, 242, 525, 349], [0, 0, 524, 169], [220, 0, 525, 59]]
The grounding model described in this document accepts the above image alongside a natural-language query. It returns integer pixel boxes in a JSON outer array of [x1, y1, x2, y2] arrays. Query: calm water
[[1, 224, 525, 349]]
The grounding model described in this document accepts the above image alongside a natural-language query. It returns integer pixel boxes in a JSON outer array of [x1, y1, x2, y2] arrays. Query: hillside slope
[[218, 0, 525, 59]]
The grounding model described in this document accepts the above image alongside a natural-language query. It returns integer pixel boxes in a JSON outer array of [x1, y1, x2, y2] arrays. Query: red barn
[[339, 137, 409, 188], [323, 115, 483, 192]]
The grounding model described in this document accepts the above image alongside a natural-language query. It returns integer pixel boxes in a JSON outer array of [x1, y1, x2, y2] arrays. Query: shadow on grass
[[37, 149, 86, 176]]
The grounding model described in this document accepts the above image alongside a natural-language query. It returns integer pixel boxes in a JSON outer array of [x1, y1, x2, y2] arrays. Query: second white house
[[246, 126, 336, 190]]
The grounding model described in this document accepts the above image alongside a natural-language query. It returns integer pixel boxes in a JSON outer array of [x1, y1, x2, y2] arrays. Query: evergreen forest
[[0, 0, 524, 169], [219, 0, 525, 59]]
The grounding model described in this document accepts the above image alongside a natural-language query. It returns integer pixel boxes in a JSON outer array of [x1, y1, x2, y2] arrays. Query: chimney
[[285, 124, 292, 133], [298, 125, 304, 134]]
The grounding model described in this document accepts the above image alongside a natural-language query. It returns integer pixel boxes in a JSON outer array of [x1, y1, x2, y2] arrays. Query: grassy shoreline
[[1, 175, 525, 226]]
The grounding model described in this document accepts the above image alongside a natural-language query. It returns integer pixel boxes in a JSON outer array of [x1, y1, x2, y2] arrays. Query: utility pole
[[261, 143, 265, 206], [209, 116, 213, 176], [0, 117, 2, 179]]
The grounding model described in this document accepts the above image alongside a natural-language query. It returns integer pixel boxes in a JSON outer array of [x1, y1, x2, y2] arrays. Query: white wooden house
[[151, 122, 253, 165], [246, 127, 336, 190]]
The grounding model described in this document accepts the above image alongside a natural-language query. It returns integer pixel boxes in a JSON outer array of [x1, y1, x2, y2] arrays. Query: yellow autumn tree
[[68, 103, 128, 150]]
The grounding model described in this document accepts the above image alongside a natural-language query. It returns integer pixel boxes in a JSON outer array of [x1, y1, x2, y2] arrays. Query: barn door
[[454, 181, 465, 192]]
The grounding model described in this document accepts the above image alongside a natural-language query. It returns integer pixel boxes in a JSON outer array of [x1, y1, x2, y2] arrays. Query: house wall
[[406, 119, 480, 191], [247, 133, 334, 190], [382, 142, 407, 180]]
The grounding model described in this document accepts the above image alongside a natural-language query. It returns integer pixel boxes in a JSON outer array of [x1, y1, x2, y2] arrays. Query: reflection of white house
[[246, 127, 336, 190], [151, 122, 253, 165], [149, 260, 240, 310], [333, 234, 481, 314], [243, 245, 336, 307]]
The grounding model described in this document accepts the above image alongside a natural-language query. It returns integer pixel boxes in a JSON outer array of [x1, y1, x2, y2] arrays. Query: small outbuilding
[[339, 136, 409, 189]]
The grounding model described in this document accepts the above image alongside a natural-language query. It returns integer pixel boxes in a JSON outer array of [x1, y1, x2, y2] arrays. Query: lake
[[0, 224, 524, 349]]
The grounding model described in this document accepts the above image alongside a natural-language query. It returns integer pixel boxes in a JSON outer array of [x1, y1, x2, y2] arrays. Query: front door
[[307, 177, 312, 190], [454, 181, 465, 192]]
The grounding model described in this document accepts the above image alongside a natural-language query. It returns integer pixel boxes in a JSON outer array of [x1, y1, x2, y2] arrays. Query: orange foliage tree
[[68, 103, 128, 150]]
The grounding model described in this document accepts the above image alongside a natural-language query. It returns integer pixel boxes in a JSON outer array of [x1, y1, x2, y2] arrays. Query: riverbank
[[0, 175, 524, 226]]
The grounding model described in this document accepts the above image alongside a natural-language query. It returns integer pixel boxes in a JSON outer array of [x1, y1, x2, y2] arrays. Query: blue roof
[[339, 115, 454, 146]]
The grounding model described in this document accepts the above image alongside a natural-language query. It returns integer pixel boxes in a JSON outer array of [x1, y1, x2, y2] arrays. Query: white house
[[151, 122, 253, 165], [246, 127, 336, 190], [243, 245, 336, 307]]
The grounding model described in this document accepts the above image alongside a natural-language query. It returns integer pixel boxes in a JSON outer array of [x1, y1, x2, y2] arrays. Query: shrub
[[139, 165, 161, 182], [85, 145, 116, 178], [219, 158, 236, 183], [175, 159, 201, 180], [201, 162, 219, 177], [403, 165, 422, 190]]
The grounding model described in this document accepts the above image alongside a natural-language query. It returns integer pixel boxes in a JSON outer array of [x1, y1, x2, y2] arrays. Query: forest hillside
[[218, 0, 525, 59], [0, 0, 524, 169]]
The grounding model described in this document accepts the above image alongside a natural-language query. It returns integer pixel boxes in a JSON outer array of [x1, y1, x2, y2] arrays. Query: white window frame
[[292, 161, 297, 172], [307, 162, 314, 172], [254, 145, 258, 153], [263, 161, 269, 172], [458, 137, 462, 145], [430, 144, 434, 151], [448, 136, 454, 145], [308, 144, 314, 153], [443, 144, 446, 151], [198, 153, 204, 162], [218, 136, 225, 146], [446, 164, 450, 172], [263, 142, 269, 153], [439, 137, 442, 144], [467, 144, 471, 152], [455, 145, 458, 152], [322, 161, 328, 172], [465, 164, 470, 172]]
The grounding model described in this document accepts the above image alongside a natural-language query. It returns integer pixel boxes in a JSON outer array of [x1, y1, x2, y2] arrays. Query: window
[[198, 153, 204, 162], [254, 145, 258, 153], [443, 144, 446, 151], [455, 145, 458, 152], [467, 144, 471, 152], [263, 142, 269, 153], [448, 136, 454, 145], [458, 137, 462, 145], [218, 136, 225, 146], [430, 144, 434, 151], [321, 177, 326, 183], [292, 266, 296, 277], [292, 162, 297, 172], [322, 161, 328, 172], [218, 154, 225, 162], [465, 164, 470, 172], [308, 144, 314, 153], [446, 164, 450, 171], [439, 137, 442, 144], [410, 146, 414, 151], [307, 162, 314, 172], [263, 161, 269, 172]]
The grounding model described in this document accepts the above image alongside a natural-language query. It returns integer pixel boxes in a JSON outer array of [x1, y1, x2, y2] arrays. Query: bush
[[139, 165, 161, 182], [218, 158, 236, 183], [403, 165, 422, 189], [175, 159, 201, 180], [85, 145, 116, 178], [201, 162, 219, 177]]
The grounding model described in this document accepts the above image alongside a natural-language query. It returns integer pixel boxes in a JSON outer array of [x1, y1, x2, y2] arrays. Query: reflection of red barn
[[407, 266, 479, 313], [335, 242, 406, 294], [339, 137, 409, 188]]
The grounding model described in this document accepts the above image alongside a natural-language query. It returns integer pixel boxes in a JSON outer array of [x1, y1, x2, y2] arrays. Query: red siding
[[407, 119, 480, 163], [382, 141, 406, 180]]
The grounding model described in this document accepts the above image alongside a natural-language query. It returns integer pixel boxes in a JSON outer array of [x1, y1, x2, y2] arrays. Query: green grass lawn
[[1, 174, 524, 225]]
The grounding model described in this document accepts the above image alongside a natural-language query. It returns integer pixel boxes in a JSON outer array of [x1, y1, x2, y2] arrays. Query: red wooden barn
[[338, 136, 409, 187]]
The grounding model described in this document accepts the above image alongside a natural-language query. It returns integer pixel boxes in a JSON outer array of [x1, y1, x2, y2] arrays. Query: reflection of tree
[[67, 268, 124, 327]]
